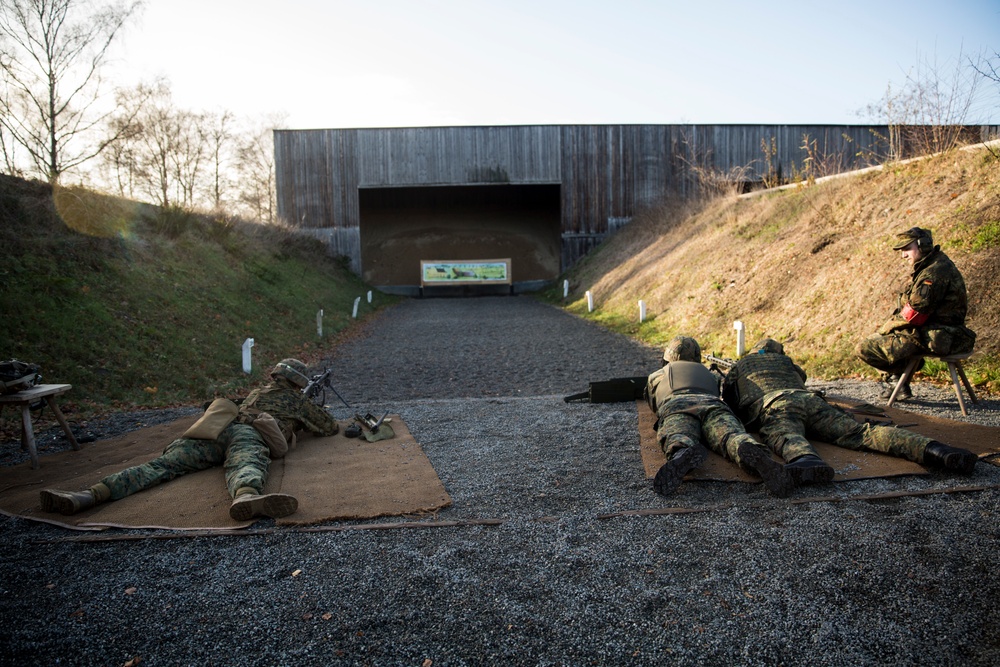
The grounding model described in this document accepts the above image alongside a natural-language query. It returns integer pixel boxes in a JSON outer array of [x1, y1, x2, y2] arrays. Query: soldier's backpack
[[0, 359, 42, 394]]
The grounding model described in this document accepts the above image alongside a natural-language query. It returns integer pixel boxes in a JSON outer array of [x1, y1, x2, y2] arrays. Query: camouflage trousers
[[657, 393, 767, 467], [99, 423, 271, 501], [856, 331, 924, 376], [757, 390, 931, 463]]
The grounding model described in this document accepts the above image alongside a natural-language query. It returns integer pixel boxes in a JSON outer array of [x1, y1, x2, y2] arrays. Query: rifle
[[702, 354, 736, 372], [303, 368, 351, 409]]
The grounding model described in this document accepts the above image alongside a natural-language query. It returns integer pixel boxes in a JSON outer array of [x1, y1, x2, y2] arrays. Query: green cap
[[892, 227, 932, 251]]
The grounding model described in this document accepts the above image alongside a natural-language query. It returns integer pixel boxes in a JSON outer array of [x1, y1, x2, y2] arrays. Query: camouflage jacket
[[240, 378, 340, 439], [879, 246, 969, 334], [722, 351, 807, 423]]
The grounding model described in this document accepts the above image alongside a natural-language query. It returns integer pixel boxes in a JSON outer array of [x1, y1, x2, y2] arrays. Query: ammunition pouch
[[238, 408, 294, 458]]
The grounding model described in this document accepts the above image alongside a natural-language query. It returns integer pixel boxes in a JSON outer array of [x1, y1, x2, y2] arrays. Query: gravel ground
[[2, 296, 999, 667]]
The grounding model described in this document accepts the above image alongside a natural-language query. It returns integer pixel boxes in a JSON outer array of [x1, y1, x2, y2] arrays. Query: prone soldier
[[723, 338, 978, 480], [646, 336, 794, 497]]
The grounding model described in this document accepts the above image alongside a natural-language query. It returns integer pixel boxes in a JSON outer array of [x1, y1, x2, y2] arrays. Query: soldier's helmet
[[271, 358, 310, 388], [750, 338, 784, 355], [663, 336, 702, 363]]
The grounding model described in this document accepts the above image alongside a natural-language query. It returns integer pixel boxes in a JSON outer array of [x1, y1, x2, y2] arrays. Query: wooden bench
[[886, 353, 978, 416], [0, 384, 80, 468]]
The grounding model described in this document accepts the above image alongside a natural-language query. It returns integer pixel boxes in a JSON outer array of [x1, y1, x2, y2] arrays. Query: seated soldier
[[39, 358, 340, 521], [646, 336, 793, 498], [856, 226, 976, 399], [722, 338, 978, 478]]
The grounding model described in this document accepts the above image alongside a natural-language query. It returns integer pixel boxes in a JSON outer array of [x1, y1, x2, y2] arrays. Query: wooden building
[[273, 124, 996, 294]]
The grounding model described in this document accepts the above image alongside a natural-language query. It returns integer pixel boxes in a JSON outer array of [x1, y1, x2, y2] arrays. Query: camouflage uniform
[[857, 244, 975, 376], [647, 361, 767, 466], [100, 377, 339, 501], [723, 348, 932, 463]]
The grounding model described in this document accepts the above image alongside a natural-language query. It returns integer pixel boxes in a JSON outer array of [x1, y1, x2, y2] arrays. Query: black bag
[[0, 359, 42, 394], [564, 376, 648, 403]]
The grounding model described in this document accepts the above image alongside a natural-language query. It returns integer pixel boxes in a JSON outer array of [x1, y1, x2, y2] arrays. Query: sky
[[107, 0, 1000, 130]]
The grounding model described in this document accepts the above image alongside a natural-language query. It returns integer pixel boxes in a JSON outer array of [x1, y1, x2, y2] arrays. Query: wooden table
[[0, 384, 80, 469]]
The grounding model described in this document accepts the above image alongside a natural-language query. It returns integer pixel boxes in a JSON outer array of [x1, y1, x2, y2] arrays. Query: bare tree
[[0, 0, 142, 183], [862, 45, 984, 159], [204, 109, 235, 211], [971, 50, 1000, 86], [96, 80, 150, 197], [171, 109, 207, 208], [234, 113, 286, 224]]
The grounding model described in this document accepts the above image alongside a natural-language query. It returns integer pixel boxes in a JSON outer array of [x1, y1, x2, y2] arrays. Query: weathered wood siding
[[274, 124, 999, 278]]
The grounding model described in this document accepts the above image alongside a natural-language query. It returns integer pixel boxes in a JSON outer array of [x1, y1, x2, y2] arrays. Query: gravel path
[[2, 296, 999, 666]]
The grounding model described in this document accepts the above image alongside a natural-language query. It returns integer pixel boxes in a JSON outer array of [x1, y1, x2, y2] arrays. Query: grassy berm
[[0, 174, 390, 425], [541, 141, 1000, 393]]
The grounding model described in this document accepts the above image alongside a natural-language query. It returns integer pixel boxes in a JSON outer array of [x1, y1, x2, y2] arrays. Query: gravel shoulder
[[2, 296, 999, 667]]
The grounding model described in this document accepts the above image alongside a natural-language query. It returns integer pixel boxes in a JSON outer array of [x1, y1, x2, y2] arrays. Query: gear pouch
[[250, 412, 290, 458], [182, 398, 238, 440]]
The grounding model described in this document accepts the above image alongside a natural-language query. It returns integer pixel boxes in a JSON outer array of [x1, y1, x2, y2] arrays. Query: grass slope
[[544, 143, 1000, 393], [0, 175, 389, 418]]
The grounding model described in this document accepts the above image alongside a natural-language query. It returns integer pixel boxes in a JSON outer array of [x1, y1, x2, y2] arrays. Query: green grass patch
[[0, 175, 392, 417]]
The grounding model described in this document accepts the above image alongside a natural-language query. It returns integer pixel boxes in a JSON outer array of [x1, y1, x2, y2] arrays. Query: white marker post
[[734, 321, 745, 357], [586, 290, 594, 313], [316, 309, 324, 337], [242, 338, 255, 374], [639, 300, 647, 323], [352, 296, 361, 319], [563, 280, 569, 299], [367, 290, 372, 304]]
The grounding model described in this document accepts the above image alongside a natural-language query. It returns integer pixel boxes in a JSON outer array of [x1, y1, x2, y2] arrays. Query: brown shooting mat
[[638, 397, 1000, 482], [0, 415, 451, 530]]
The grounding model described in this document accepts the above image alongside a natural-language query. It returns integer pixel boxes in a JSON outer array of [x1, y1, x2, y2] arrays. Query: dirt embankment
[[564, 142, 1000, 380]]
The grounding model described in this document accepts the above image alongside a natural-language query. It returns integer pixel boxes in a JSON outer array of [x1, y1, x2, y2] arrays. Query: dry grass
[[551, 142, 1000, 389]]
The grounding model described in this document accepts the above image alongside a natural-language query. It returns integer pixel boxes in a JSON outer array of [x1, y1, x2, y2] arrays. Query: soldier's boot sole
[[653, 445, 708, 496], [229, 493, 298, 521], [39, 489, 96, 515], [924, 442, 979, 475], [737, 443, 794, 499], [785, 460, 836, 486]]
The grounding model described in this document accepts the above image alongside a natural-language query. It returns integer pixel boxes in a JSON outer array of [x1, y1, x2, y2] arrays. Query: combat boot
[[923, 441, 978, 475], [40, 489, 97, 515], [229, 490, 299, 521], [879, 376, 912, 400], [653, 444, 708, 496], [736, 442, 793, 498], [784, 454, 835, 485]]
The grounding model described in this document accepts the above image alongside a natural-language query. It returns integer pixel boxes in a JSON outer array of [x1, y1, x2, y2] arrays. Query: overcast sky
[[108, 0, 1000, 129]]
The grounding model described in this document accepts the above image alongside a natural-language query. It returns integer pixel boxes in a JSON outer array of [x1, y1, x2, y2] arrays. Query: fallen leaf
[[291, 569, 302, 577], [124, 587, 137, 595], [321, 613, 333, 621], [422, 660, 433, 667], [123, 657, 142, 667], [302, 613, 313, 620]]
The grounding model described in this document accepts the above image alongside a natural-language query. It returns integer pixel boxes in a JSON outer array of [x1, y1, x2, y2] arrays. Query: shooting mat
[[639, 396, 1000, 482], [0, 415, 451, 530]]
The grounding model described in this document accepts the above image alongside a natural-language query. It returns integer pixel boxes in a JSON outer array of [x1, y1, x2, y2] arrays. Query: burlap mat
[[639, 397, 1000, 482], [0, 415, 451, 530]]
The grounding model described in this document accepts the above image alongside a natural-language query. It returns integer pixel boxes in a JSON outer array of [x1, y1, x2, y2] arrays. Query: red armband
[[901, 302, 929, 326]]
